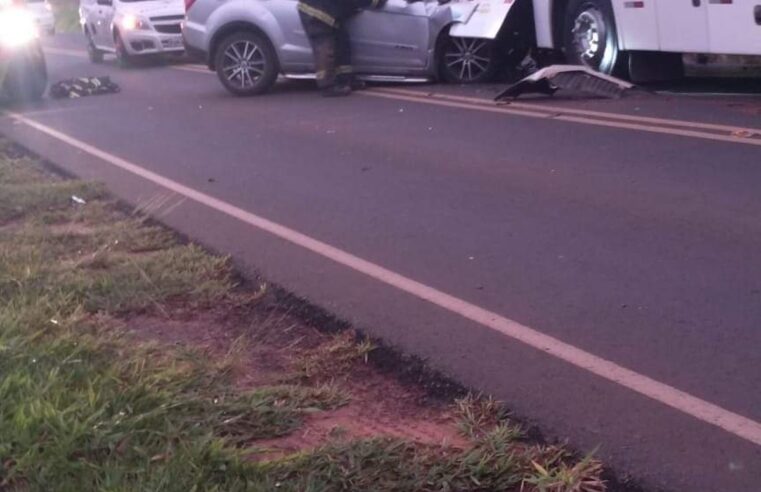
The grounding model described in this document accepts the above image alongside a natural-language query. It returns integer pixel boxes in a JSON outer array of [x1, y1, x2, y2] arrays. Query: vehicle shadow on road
[[105, 54, 193, 71]]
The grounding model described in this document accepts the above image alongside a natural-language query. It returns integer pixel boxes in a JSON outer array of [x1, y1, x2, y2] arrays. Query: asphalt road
[[3, 33, 761, 491]]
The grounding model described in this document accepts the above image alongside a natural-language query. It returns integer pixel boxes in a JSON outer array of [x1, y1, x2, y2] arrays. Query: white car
[[25, 0, 55, 36], [79, 0, 185, 65]]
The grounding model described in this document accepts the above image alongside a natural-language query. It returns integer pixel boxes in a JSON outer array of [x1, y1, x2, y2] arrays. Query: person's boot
[[322, 84, 352, 97]]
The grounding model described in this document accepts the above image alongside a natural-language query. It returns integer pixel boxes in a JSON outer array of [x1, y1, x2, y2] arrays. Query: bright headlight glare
[[0, 8, 38, 48], [121, 14, 148, 30]]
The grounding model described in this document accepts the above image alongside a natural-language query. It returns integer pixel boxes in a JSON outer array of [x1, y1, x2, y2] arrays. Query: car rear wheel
[[439, 35, 499, 84], [563, 0, 625, 75], [86, 30, 104, 64], [214, 31, 278, 96]]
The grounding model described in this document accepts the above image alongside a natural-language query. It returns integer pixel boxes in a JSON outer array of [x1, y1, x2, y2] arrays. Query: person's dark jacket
[[297, 0, 386, 27]]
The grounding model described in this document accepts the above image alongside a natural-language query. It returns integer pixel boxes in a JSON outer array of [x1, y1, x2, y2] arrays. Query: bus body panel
[[655, 0, 709, 53], [611, 0, 659, 51], [707, 0, 760, 55], [531, 0, 760, 56]]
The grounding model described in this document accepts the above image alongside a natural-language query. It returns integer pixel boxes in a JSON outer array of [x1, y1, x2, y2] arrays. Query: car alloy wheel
[[214, 31, 278, 96], [440, 36, 497, 84], [222, 40, 266, 90]]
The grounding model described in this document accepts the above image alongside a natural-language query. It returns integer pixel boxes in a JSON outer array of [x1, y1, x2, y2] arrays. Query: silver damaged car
[[183, 0, 509, 95]]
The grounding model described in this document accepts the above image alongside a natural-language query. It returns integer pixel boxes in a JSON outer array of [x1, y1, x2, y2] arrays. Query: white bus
[[454, 0, 761, 80]]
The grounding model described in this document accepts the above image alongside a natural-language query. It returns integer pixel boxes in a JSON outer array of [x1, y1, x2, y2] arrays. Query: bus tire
[[563, 0, 625, 75]]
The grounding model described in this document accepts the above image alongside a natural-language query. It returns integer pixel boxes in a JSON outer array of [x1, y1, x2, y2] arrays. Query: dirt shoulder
[[0, 139, 608, 491]]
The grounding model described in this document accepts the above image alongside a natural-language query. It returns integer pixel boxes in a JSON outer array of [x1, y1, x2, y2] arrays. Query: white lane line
[[362, 90, 761, 147], [7, 112, 761, 448]]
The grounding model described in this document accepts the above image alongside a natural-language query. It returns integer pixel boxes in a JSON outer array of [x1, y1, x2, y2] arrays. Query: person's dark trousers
[[299, 11, 353, 89]]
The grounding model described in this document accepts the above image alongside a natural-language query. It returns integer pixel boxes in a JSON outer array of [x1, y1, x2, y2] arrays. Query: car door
[[654, 0, 709, 53], [347, 0, 430, 73], [266, 0, 315, 69], [707, 0, 759, 55]]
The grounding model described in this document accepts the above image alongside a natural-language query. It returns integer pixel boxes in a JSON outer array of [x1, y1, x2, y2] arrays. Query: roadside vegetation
[[0, 140, 606, 491], [51, 0, 80, 33]]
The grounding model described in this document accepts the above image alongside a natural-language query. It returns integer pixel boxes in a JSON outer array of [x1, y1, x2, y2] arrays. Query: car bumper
[[121, 30, 184, 56], [182, 21, 209, 65]]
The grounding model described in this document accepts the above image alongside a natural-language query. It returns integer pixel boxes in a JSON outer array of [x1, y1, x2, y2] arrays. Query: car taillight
[[184, 0, 195, 12]]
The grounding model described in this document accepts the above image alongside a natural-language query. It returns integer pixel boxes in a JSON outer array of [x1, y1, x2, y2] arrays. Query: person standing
[[298, 0, 385, 97]]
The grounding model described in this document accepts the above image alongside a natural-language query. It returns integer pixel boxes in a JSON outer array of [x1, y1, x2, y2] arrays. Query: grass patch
[[0, 315, 343, 490], [51, 0, 80, 33], [259, 437, 522, 491], [456, 394, 522, 441], [0, 180, 104, 225], [293, 331, 374, 382], [0, 144, 606, 491]]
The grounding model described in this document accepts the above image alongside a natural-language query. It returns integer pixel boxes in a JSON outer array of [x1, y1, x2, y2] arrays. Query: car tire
[[114, 32, 132, 68], [214, 31, 278, 96], [438, 35, 500, 84], [3, 43, 48, 103], [86, 30, 104, 64], [563, 0, 626, 75]]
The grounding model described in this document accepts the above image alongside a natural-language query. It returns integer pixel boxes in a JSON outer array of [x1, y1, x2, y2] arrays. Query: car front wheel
[[439, 35, 499, 84], [214, 31, 278, 96]]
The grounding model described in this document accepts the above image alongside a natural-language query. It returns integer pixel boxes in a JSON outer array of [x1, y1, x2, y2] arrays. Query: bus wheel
[[563, 0, 625, 75]]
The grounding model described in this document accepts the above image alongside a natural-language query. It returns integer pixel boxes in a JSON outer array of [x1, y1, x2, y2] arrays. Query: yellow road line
[[363, 89, 761, 147], [172, 64, 210, 74], [375, 87, 761, 137], [41, 46, 760, 146]]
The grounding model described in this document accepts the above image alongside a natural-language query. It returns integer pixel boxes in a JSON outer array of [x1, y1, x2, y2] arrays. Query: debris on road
[[70, 195, 86, 205], [50, 77, 120, 99], [495, 65, 635, 101]]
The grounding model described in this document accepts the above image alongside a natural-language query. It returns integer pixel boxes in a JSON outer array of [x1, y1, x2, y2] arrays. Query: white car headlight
[[0, 8, 38, 48], [121, 13, 150, 31]]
